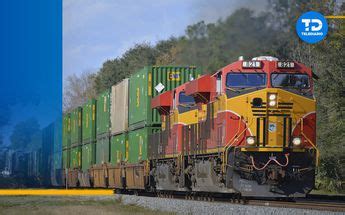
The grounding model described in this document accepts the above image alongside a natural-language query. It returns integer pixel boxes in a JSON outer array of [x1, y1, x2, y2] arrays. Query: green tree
[[94, 43, 157, 93], [269, 0, 345, 191]]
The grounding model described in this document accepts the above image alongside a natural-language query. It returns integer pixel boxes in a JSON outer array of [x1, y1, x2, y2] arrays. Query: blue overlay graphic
[[0, 0, 62, 187]]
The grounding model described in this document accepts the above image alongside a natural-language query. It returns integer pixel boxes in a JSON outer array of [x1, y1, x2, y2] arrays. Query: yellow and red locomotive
[[151, 56, 317, 197]]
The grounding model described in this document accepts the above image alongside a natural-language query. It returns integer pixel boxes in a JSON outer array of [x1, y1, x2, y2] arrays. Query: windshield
[[179, 92, 195, 104], [271, 73, 310, 89], [226, 73, 266, 88]]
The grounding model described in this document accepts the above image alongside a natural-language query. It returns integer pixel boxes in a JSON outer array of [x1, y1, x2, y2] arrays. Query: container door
[[129, 68, 148, 127], [96, 137, 109, 164], [110, 134, 126, 165], [82, 143, 92, 171]]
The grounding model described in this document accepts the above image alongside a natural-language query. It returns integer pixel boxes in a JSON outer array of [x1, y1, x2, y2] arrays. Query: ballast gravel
[[114, 194, 343, 215]]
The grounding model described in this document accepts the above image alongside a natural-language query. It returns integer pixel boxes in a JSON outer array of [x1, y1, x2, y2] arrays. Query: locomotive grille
[[251, 102, 294, 147], [251, 102, 293, 117]]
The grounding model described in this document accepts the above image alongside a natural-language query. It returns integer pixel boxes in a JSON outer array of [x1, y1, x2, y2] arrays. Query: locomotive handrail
[[158, 106, 170, 115], [221, 117, 242, 172], [222, 117, 254, 173], [250, 153, 289, 170], [223, 127, 249, 172], [301, 118, 319, 166], [195, 92, 209, 103], [179, 103, 196, 107]]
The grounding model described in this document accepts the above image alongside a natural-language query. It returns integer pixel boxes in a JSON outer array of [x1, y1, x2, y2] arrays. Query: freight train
[[62, 56, 318, 198]]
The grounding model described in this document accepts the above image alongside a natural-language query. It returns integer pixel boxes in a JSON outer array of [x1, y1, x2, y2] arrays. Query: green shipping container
[[110, 133, 127, 165], [71, 107, 82, 146], [95, 136, 110, 165], [127, 127, 160, 164], [70, 146, 81, 169], [81, 142, 95, 171], [62, 114, 71, 149], [62, 148, 70, 169], [82, 99, 96, 143], [129, 66, 202, 130], [96, 90, 110, 135]]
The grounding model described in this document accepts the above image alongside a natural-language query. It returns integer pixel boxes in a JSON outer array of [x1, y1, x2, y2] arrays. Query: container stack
[[95, 90, 111, 165], [80, 99, 96, 187], [108, 79, 129, 188], [127, 66, 201, 164], [61, 65, 201, 189], [93, 89, 111, 187], [69, 107, 82, 187]]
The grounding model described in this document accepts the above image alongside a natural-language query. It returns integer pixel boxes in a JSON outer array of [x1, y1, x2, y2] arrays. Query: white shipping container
[[111, 79, 129, 134]]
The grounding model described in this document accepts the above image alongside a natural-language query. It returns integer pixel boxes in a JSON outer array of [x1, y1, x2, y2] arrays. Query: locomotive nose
[[248, 89, 293, 149]]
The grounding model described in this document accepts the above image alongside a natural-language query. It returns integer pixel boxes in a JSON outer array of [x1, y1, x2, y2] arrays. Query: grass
[[310, 189, 345, 196], [0, 195, 167, 215]]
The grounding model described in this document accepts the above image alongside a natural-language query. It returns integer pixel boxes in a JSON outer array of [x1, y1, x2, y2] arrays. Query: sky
[[63, 0, 267, 80]]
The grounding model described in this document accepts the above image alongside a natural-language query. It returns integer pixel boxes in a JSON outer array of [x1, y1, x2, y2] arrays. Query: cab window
[[178, 92, 196, 113], [225, 73, 266, 98], [179, 92, 195, 104], [226, 73, 266, 88], [271, 73, 310, 89], [271, 73, 312, 98]]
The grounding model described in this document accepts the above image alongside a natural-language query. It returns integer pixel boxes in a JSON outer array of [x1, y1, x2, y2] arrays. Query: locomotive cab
[[218, 56, 317, 197]]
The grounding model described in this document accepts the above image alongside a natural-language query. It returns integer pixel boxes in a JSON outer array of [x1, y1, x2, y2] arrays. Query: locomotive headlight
[[269, 100, 276, 107], [268, 93, 277, 107], [246, 136, 256, 146], [292, 137, 302, 146], [269, 94, 276, 100]]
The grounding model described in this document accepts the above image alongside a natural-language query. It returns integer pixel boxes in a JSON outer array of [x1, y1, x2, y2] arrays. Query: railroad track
[[124, 190, 345, 212]]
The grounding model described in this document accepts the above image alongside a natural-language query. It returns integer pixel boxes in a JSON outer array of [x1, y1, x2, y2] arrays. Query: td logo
[[296, 11, 328, 44], [301, 19, 322, 31]]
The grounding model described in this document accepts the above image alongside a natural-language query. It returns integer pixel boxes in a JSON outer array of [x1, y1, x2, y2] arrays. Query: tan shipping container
[[111, 79, 129, 134]]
